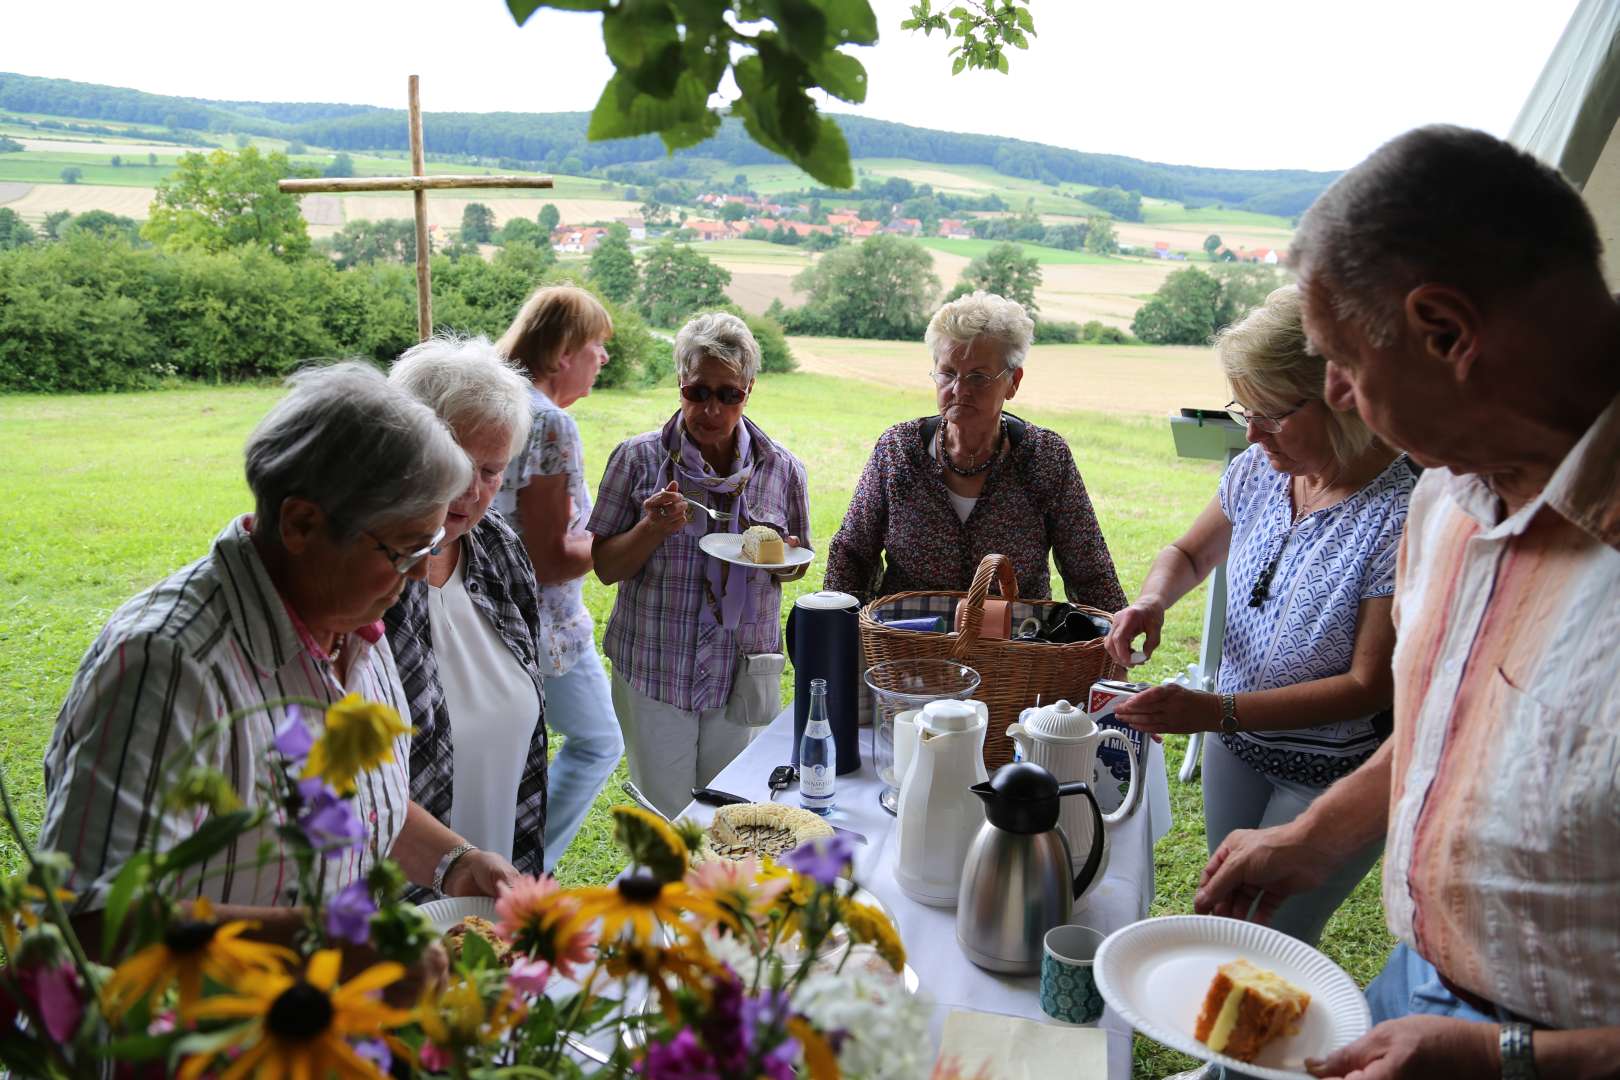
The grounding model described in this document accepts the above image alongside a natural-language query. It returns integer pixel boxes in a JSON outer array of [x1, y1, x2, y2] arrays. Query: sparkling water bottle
[[799, 678, 837, 815]]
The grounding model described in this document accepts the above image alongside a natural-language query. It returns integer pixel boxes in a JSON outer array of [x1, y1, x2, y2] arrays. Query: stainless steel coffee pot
[[954, 761, 1105, 974]]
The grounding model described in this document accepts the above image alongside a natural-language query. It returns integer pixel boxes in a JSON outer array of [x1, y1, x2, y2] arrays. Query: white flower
[[795, 949, 934, 1080]]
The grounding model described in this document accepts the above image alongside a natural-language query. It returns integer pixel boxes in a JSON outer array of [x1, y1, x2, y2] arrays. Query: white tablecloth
[[677, 708, 1173, 1080]]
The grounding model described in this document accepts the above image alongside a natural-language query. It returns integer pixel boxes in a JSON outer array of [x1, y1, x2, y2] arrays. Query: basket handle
[[953, 554, 1020, 659]]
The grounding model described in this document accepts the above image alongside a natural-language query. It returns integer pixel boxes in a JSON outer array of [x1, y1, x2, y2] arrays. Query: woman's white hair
[[925, 291, 1036, 370], [1216, 284, 1377, 467], [244, 361, 472, 543], [675, 311, 760, 385], [389, 334, 533, 458]]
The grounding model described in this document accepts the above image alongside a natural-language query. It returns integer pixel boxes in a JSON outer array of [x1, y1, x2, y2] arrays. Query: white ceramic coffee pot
[[894, 698, 990, 907], [1005, 699, 1140, 880]]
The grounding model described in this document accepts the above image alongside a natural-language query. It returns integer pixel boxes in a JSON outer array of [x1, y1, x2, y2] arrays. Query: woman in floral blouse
[[825, 291, 1125, 610]]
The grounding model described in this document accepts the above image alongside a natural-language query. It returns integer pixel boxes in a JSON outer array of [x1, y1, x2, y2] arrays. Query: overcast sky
[[6, 0, 1581, 172]]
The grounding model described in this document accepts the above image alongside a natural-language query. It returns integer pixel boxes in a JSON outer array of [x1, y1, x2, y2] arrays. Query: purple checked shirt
[[588, 416, 810, 712]]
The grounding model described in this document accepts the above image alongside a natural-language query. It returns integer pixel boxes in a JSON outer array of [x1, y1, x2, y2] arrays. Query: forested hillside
[[0, 72, 1335, 214]]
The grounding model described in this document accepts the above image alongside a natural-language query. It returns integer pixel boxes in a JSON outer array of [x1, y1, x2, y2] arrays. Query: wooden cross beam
[[277, 75, 555, 340]]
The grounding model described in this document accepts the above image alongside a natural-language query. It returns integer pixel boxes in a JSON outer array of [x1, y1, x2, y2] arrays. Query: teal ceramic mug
[[1040, 924, 1107, 1025]]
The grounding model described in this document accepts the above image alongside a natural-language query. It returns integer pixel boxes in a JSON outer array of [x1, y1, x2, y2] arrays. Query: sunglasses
[[680, 383, 747, 406]]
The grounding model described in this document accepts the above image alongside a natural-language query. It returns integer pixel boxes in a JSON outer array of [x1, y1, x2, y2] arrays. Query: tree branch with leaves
[[902, 0, 1037, 75]]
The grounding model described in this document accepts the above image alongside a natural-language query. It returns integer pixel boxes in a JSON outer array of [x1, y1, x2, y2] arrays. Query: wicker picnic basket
[[858, 553, 1123, 771]]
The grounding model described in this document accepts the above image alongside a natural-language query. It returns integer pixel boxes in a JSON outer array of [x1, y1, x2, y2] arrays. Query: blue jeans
[[1366, 943, 1498, 1025], [540, 648, 624, 872]]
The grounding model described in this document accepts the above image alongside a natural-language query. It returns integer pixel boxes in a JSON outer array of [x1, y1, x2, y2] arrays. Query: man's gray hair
[[1292, 125, 1603, 348], [926, 291, 1036, 369], [675, 311, 760, 385], [245, 361, 472, 542], [389, 334, 532, 459]]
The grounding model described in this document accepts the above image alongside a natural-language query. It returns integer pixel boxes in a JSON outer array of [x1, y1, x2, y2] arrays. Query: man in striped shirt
[[1196, 127, 1620, 1077], [41, 363, 521, 961]]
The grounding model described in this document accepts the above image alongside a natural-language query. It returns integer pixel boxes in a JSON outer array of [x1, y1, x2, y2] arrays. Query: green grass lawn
[[0, 152, 174, 187], [914, 236, 1119, 265], [0, 374, 1393, 1077]]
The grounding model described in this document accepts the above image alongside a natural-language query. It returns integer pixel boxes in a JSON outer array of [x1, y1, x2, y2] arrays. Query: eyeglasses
[[1226, 399, 1308, 434], [680, 383, 747, 406], [366, 524, 446, 575], [931, 367, 1012, 392]]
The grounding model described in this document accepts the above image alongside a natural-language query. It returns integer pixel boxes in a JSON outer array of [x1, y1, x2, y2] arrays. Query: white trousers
[[611, 672, 758, 819]]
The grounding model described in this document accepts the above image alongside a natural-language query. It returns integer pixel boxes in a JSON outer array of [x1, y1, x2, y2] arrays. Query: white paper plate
[[699, 532, 814, 571], [417, 895, 497, 933], [1094, 916, 1370, 1080]]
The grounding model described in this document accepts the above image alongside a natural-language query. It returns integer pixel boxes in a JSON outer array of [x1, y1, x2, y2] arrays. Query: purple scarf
[[661, 412, 761, 631]]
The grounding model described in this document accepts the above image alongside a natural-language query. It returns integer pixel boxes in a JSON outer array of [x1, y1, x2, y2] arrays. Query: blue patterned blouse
[[1216, 444, 1415, 787]]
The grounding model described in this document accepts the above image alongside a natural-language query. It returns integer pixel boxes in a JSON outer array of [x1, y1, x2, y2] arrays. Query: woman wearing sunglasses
[[825, 290, 1126, 611], [1103, 284, 1413, 950], [589, 311, 810, 817]]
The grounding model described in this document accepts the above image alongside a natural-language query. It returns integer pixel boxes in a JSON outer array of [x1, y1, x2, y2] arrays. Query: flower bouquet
[[0, 695, 929, 1079]]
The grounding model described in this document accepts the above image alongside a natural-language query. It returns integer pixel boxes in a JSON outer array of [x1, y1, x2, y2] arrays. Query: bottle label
[[801, 763, 834, 796]]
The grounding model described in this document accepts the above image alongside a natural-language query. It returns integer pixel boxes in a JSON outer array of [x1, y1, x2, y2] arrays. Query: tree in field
[[461, 202, 497, 244], [589, 224, 638, 303], [1210, 263, 1287, 324], [637, 241, 731, 327], [147, 152, 158, 167], [323, 152, 355, 178], [1204, 234, 1223, 259], [0, 136, 23, 153], [1130, 266, 1226, 345], [287, 140, 306, 156], [234, 133, 251, 149], [538, 203, 561, 236], [499, 217, 545, 247], [43, 210, 71, 239], [63, 210, 141, 243], [142, 147, 310, 260], [1084, 215, 1117, 255], [0, 208, 36, 250], [953, 241, 1041, 312], [720, 201, 749, 223], [60, 166, 83, 184], [788, 235, 940, 339], [330, 218, 418, 268], [110, 155, 122, 168]]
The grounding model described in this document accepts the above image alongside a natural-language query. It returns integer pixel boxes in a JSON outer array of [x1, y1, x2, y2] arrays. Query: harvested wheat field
[[335, 194, 639, 230], [786, 336, 1229, 416], [1112, 220, 1294, 255], [3, 183, 156, 223], [16, 137, 190, 157], [0, 182, 30, 206]]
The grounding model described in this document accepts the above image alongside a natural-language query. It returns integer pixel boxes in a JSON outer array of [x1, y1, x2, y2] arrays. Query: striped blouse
[[1385, 393, 1620, 1029], [39, 517, 412, 912]]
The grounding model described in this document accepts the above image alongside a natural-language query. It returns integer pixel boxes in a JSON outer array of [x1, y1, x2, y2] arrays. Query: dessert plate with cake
[[699, 525, 814, 571], [1092, 914, 1370, 1080]]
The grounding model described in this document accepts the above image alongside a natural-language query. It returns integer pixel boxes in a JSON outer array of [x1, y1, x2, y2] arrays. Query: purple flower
[[739, 987, 791, 1048], [325, 880, 376, 945], [700, 974, 749, 1072], [353, 1038, 391, 1073], [298, 779, 365, 857], [637, 1028, 720, 1080], [273, 707, 314, 761], [759, 1037, 800, 1080], [781, 834, 856, 886]]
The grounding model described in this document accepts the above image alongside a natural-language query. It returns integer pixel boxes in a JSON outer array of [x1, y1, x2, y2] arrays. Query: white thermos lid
[[794, 590, 859, 611]]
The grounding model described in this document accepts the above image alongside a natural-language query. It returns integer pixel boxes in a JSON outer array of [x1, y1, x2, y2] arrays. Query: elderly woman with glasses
[[589, 311, 810, 817], [41, 362, 519, 964], [384, 336, 551, 886], [825, 290, 1126, 609], [1102, 284, 1414, 947]]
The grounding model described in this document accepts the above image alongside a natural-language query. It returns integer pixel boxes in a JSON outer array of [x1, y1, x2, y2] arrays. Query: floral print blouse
[[825, 414, 1126, 610]]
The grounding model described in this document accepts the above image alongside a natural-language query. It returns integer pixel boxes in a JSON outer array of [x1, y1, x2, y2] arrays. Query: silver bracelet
[[1499, 1022, 1538, 1080], [432, 841, 477, 895]]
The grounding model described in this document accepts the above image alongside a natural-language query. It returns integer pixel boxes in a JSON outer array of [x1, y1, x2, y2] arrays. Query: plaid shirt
[[588, 417, 810, 712], [384, 510, 548, 881]]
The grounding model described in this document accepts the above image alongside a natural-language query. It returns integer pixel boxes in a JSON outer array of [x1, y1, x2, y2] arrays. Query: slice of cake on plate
[[1194, 958, 1311, 1063], [740, 525, 785, 564]]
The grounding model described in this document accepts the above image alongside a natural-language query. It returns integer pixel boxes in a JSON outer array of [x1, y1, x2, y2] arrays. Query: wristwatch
[[1499, 1022, 1539, 1080], [433, 841, 477, 895], [1219, 693, 1240, 734]]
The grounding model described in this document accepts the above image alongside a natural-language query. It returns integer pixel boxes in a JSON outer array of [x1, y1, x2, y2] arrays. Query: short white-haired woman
[[492, 285, 624, 872], [589, 311, 810, 817], [42, 362, 518, 968], [384, 335, 553, 885], [1104, 284, 1415, 947], [826, 290, 1125, 608]]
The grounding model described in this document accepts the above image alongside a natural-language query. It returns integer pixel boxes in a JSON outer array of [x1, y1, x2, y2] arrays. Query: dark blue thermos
[[785, 591, 861, 774]]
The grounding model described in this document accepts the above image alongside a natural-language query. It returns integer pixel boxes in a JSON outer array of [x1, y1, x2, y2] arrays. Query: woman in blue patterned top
[[1103, 285, 1414, 947]]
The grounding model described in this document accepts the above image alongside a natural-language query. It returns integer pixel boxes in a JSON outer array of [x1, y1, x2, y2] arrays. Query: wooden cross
[[278, 75, 556, 340]]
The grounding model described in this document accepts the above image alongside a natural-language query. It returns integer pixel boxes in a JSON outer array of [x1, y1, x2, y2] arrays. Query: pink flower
[[17, 961, 84, 1042], [494, 874, 562, 932], [507, 956, 552, 996], [684, 856, 790, 931], [495, 875, 596, 978], [419, 1042, 452, 1072]]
